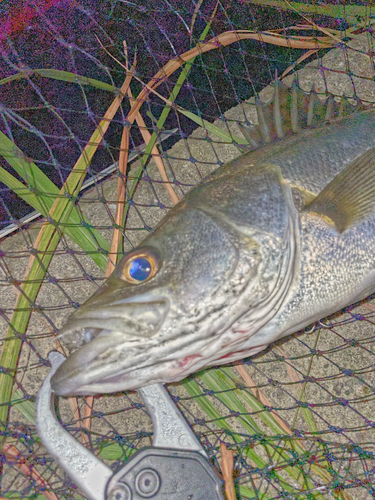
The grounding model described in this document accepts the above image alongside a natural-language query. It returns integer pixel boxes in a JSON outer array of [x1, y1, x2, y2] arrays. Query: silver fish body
[[51, 84, 375, 396]]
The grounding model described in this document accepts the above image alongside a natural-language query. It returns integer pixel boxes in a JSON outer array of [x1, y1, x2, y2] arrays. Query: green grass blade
[[0, 168, 109, 271], [0, 68, 117, 92], [199, 370, 327, 496], [287, 336, 321, 437], [221, 367, 290, 436], [239, 485, 275, 499], [0, 130, 59, 195], [220, 368, 340, 491], [183, 378, 303, 496], [0, 165, 47, 214], [199, 370, 262, 434], [0, 182, 90, 435], [0, 223, 71, 447], [245, 0, 372, 23], [0, 80, 129, 447], [282, 336, 339, 487], [98, 442, 125, 460], [118, 4, 219, 260], [183, 379, 266, 467], [178, 108, 249, 146], [297, 383, 320, 437], [11, 389, 36, 424], [98, 442, 138, 461], [0, 131, 110, 271]]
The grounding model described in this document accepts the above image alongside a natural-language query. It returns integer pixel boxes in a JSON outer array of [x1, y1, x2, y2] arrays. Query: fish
[[51, 78, 375, 396]]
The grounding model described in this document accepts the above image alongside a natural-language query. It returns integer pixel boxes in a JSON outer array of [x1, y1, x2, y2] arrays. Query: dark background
[[0, 0, 353, 225]]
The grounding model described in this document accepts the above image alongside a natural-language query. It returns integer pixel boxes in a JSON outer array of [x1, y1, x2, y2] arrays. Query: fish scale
[[50, 78, 375, 396]]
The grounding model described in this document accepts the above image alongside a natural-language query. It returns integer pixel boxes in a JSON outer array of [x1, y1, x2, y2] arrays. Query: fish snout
[[51, 295, 171, 396], [57, 295, 170, 352]]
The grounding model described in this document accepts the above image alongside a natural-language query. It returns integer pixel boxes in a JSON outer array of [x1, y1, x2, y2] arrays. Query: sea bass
[[52, 80, 375, 396]]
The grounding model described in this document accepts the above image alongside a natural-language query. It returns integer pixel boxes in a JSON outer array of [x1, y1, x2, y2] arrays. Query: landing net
[[0, 1, 374, 499]]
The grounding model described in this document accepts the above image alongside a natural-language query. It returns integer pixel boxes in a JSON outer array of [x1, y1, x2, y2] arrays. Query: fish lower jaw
[[52, 342, 269, 396], [53, 372, 131, 396]]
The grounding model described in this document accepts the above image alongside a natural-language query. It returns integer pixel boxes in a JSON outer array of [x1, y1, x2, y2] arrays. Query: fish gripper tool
[[36, 351, 224, 499]]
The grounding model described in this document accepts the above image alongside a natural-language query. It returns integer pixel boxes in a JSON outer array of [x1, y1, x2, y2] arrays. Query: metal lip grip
[[36, 351, 224, 500]]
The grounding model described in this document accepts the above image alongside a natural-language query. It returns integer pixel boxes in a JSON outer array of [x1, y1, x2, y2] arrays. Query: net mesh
[[1, 1, 375, 499]]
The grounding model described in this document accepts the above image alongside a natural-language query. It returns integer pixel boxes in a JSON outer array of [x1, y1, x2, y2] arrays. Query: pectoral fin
[[305, 147, 375, 233]]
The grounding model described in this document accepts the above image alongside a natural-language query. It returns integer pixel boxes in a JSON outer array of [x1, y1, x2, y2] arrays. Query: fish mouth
[[51, 330, 150, 396], [51, 294, 170, 396], [57, 294, 170, 352]]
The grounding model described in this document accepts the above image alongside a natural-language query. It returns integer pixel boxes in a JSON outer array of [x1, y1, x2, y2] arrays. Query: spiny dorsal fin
[[304, 147, 375, 233], [238, 122, 261, 149], [255, 97, 272, 143], [272, 75, 285, 139], [240, 74, 368, 152], [307, 86, 327, 126]]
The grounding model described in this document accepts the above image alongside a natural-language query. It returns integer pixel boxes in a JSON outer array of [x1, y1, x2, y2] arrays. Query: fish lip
[[51, 330, 143, 395], [51, 348, 204, 396], [57, 293, 170, 352], [50, 342, 163, 396], [51, 363, 133, 396]]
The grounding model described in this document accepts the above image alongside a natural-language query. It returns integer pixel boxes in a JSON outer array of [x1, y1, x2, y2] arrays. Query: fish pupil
[[129, 257, 152, 281]]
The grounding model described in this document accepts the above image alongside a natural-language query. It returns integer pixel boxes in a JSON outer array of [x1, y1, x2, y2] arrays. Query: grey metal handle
[[36, 352, 210, 500], [139, 384, 206, 456], [36, 351, 112, 500]]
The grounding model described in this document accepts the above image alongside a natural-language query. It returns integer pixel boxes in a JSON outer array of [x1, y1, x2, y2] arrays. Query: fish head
[[51, 163, 297, 396]]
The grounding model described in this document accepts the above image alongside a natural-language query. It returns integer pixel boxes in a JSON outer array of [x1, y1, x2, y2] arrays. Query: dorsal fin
[[240, 75, 369, 152]]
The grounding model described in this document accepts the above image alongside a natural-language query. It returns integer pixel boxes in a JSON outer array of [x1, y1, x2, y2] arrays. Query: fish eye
[[129, 257, 152, 281], [119, 248, 160, 284]]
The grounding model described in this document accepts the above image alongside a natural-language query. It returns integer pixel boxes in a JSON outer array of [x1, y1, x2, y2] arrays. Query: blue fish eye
[[129, 257, 152, 281]]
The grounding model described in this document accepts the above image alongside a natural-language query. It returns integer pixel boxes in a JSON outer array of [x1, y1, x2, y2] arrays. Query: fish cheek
[[149, 208, 238, 302], [178, 244, 239, 311]]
